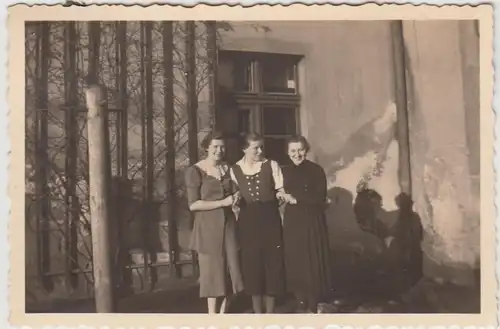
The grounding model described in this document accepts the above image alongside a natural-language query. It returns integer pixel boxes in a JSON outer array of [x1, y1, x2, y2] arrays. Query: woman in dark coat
[[230, 133, 287, 313], [185, 132, 244, 313], [281, 136, 333, 313]]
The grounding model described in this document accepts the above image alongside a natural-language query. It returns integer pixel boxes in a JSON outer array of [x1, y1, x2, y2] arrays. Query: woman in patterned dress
[[185, 132, 244, 313], [230, 133, 291, 314]]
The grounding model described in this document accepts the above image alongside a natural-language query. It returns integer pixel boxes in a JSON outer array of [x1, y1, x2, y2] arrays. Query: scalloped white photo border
[[3, 1, 498, 328]]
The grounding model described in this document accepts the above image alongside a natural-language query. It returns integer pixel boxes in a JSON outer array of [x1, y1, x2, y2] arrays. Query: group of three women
[[185, 132, 333, 314]]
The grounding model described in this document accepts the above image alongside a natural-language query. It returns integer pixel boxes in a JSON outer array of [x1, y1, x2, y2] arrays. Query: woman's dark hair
[[200, 131, 226, 150], [286, 135, 310, 153], [241, 133, 264, 150]]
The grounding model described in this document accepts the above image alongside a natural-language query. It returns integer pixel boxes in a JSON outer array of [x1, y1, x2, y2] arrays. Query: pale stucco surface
[[220, 20, 480, 285]]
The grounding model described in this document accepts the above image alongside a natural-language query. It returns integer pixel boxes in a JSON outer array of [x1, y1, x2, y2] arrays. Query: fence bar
[[186, 21, 198, 165], [185, 21, 199, 276], [390, 21, 412, 196], [63, 21, 79, 290], [138, 22, 151, 288], [206, 21, 219, 132], [114, 20, 130, 295], [85, 84, 115, 313], [162, 21, 179, 277], [87, 22, 101, 85], [114, 33, 123, 177], [35, 22, 52, 291], [144, 21, 157, 289], [117, 21, 129, 177]]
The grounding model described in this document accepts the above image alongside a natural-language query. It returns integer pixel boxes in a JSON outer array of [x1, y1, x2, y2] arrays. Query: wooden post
[[390, 21, 412, 196], [185, 21, 199, 276], [85, 84, 115, 313], [162, 21, 179, 277]]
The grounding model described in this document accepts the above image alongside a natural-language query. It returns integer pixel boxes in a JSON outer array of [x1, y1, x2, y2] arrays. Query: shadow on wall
[[325, 186, 423, 299]]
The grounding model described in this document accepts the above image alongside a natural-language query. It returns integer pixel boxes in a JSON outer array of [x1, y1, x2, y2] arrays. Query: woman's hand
[[277, 191, 297, 204], [286, 194, 298, 205], [221, 195, 234, 207], [232, 191, 241, 207], [276, 191, 287, 203], [232, 204, 240, 219], [221, 192, 241, 208]]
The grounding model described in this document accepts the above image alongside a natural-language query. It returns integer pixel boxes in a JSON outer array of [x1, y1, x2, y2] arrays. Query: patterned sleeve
[[270, 160, 284, 190], [184, 166, 202, 206]]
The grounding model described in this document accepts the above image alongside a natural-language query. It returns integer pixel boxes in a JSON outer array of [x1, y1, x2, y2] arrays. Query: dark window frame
[[218, 50, 303, 165], [218, 50, 302, 96]]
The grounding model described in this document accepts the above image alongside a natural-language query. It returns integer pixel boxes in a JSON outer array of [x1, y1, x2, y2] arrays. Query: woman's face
[[288, 141, 307, 165], [243, 140, 264, 162], [206, 139, 225, 162]]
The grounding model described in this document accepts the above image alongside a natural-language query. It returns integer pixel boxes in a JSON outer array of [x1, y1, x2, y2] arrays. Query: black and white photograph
[[9, 3, 496, 328]]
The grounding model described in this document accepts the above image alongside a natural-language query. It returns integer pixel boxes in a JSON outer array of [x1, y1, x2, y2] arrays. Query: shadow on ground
[[26, 249, 480, 314]]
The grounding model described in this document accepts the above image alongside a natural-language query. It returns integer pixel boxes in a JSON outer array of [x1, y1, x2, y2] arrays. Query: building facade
[[24, 20, 481, 307], [215, 20, 480, 286]]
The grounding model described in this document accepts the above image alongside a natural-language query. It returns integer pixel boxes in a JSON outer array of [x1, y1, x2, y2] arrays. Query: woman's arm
[[189, 197, 232, 212], [185, 166, 234, 212], [270, 160, 297, 204], [271, 160, 284, 191]]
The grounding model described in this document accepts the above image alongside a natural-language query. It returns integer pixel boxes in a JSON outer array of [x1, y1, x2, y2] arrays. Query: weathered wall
[[220, 21, 401, 256], [219, 21, 481, 286], [403, 20, 480, 285]]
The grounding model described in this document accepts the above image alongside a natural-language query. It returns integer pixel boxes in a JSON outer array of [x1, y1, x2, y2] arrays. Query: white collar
[[236, 157, 268, 166]]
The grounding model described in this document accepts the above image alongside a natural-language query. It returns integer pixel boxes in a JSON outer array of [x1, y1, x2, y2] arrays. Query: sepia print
[[8, 3, 496, 328]]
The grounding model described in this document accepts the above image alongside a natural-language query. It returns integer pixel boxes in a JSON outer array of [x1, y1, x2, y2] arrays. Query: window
[[218, 52, 253, 92], [262, 106, 297, 135], [218, 51, 302, 166], [260, 55, 298, 94]]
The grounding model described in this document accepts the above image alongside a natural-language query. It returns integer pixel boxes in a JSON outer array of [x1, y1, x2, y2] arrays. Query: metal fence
[[25, 21, 218, 303]]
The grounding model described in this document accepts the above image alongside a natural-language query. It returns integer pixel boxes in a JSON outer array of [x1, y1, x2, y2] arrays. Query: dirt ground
[[26, 250, 480, 314]]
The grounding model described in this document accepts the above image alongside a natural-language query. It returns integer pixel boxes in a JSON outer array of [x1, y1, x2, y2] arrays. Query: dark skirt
[[283, 204, 333, 299], [237, 200, 285, 296]]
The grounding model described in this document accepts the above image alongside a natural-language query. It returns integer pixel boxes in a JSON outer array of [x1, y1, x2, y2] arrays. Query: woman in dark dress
[[281, 136, 333, 313], [185, 132, 244, 313], [230, 133, 287, 313]]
